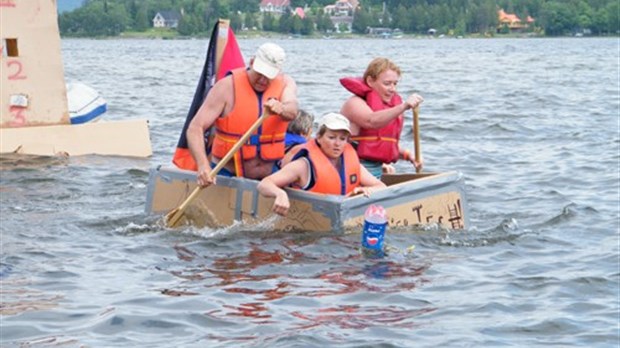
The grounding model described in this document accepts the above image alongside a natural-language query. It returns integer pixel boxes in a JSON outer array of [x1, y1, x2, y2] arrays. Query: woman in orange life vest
[[340, 57, 424, 179], [258, 113, 386, 217], [187, 42, 299, 188]]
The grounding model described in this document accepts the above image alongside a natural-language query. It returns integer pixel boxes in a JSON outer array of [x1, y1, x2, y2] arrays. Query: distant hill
[[57, 0, 83, 13]]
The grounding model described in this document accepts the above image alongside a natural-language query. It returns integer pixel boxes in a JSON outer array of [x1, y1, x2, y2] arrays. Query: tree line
[[58, 0, 619, 37]]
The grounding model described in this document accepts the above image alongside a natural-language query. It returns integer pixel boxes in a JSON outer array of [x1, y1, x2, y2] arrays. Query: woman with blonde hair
[[340, 57, 424, 178]]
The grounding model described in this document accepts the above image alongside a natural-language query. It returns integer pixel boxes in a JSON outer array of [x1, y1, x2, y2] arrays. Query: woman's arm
[[257, 160, 308, 216], [348, 165, 387, 197], [399, 147, 423, 172], [340, 93, 423, 130], [340, 97, 405, 129]]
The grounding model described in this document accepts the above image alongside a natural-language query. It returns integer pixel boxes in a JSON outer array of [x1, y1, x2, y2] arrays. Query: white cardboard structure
[[0, 0, 152, 157]]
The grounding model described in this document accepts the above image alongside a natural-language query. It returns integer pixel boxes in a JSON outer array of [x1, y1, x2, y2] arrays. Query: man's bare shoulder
[[282, 74, 297, 87], [214, 74, 234, 89], [208, 75, 234, 99]]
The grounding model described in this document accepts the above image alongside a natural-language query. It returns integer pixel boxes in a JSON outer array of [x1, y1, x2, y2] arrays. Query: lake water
[[1, 37, 618, 347]]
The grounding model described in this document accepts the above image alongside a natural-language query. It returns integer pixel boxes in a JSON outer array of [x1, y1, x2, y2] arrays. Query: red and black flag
[[172, 19, 245, 171]]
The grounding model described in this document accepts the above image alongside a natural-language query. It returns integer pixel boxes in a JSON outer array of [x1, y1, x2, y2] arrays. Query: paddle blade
[[164, 186, 204, 228], [165, 207, 183, 228]]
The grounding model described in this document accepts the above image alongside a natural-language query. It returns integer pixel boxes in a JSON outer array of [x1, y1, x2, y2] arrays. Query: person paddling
[[187, 42, 299, 187], [340, 57, 424, 179], [258, 113, 386, 217]]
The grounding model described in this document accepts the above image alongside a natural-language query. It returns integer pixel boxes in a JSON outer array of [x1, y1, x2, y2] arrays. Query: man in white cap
[[187, 42, 299, 186], [258, 113, 386, 217]]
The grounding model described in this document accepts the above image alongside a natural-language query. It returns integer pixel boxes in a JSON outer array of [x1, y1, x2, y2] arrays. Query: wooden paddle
[[165, 108, 269, 228], [413, 106, 421, 173]]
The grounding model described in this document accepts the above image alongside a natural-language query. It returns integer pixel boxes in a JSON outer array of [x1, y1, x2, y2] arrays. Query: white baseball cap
[[320, 113, 351, 134], [252, 43, 285, 79]]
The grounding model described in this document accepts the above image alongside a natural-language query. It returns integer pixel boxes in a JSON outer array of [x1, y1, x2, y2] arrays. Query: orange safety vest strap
[[233, 151, 244, 177], [214, 130, 286, 176], [351, 136, 399, 143], [215, 131, 286, 145]]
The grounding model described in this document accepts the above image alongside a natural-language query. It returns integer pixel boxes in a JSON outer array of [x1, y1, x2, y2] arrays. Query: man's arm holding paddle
[[186, 75, 232, 187], [264, 74, 299, 122]]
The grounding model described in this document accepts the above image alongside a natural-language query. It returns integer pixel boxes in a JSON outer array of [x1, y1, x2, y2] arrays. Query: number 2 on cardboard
[[7, 60, 26, 80]]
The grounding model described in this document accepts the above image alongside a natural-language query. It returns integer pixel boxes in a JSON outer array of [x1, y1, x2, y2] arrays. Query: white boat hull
[[67, 82, 107, 124]]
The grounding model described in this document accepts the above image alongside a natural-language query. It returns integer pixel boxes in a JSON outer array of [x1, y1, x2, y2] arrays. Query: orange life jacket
[[292, 140, 361, 195], [211, 68, 287, 176], [278, 142, 303, 169], [340, 77, 403, 163]]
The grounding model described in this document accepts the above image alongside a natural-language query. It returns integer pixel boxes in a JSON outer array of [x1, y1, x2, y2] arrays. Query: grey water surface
[[1, 37, 618, 347]]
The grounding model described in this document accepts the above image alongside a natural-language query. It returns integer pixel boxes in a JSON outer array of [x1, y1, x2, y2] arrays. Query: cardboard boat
[[146, 166, 469, 232]]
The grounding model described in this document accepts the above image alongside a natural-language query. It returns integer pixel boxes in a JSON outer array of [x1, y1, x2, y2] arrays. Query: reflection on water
[[290, 304, 436, 330], [160, 235, 434, 331], [0, 278, 62, 315]]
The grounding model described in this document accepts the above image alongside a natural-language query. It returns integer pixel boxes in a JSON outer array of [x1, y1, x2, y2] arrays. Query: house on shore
[[324, 0, 358, 16], [260, 0, 291, 14], [324, 0, 359, 33], [152, 11, 181, 29], [497, 9, 534, 33]]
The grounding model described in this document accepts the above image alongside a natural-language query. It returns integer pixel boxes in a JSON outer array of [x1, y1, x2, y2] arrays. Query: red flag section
[[172, 20, 244, 171], [217, 28, 244, 81]]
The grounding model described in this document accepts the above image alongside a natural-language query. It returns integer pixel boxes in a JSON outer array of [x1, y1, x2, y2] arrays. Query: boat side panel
[[255, 194, 340, 232], [146, 167, 237, 226], [342, 172, 469, 230], [146, 166, 342, 231], [345, 191, 466, 230]]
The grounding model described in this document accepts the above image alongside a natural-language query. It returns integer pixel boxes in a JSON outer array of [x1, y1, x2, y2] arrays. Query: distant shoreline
[[61, 34, 616, 40], [60, 27, 618, 40]]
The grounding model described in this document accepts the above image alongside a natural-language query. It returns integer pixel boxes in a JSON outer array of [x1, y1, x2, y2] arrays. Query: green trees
[[540, 2, 573, 35], [537, 0, 618, 35], [58, 0, 619, 37], [59, 1, 129, 36], [352, 7, 375, 33], [358, 0, 617, 36], [315, 10, 336, 33]]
